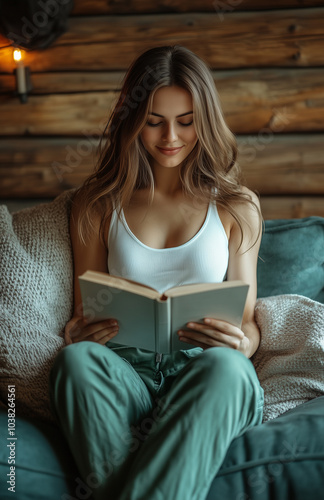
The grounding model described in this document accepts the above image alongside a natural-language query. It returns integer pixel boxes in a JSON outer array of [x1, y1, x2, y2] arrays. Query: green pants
[[49, 342, 263, 500]]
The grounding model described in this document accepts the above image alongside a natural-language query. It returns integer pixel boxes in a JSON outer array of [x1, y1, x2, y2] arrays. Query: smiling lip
[[156, 146, 184, 156]]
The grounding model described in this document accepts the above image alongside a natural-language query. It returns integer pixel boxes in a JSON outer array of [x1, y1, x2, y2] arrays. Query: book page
[[170, 284, 249, 351], [165, 280, 247, 298], [79, 279, 160, 351], [80, 270, 161, 300]]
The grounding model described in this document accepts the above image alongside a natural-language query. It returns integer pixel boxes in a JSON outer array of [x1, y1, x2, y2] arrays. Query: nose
[[162, 122, 178, 143]]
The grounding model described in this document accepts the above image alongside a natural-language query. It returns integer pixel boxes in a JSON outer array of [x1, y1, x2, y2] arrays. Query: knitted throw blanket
[[253, 294, 324, 422], [0, 191, 323, 424], [0, 191, 73, 423]]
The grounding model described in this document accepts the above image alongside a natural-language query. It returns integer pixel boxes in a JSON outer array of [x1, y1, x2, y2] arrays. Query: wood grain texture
[[0, 72, 124, 94], [260, 196, 324, 219], [0, 92, 116, 136], [1, 68, 324, 135], [1, 9, 324, 72], [0, 3, 323, 218], [237, 135, 324, 195], [0, 138, 94, 197], [1, 135, 323, 198], [217, 68, 324, 133], [72, 0, 324, 15]]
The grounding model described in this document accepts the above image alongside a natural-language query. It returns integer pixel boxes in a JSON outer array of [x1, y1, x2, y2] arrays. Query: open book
[[78, 271, 249, 353]]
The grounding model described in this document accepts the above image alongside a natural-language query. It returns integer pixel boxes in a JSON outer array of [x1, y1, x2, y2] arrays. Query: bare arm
[[177, 189, 262, 358], [225, 190, 262, 357], [64, 192, 119, 345]]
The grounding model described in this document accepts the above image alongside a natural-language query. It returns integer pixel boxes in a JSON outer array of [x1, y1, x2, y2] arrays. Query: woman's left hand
[[177, 318, 250, 356]]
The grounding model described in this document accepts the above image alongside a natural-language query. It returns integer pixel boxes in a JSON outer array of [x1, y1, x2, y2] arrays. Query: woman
[[50, 45, 264, 500]]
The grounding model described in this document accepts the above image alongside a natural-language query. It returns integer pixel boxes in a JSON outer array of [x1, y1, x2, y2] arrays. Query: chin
[[157, 158, 184, 169]]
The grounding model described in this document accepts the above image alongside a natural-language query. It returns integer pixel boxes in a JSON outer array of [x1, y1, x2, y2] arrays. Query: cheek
[[140, 128, 156, 148], [185, 127, 198, 146], [185, 128, 197, 143]]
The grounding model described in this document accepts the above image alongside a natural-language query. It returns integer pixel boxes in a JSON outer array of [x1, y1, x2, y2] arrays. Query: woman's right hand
[[64, 316, 119, 346]]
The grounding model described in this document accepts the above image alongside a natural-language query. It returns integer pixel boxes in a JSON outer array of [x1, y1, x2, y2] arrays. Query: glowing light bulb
[[13, 49, 22, 63]]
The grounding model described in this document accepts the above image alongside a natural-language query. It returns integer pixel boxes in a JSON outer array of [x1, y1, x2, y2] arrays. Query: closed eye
[[146, 121, 193, 127]]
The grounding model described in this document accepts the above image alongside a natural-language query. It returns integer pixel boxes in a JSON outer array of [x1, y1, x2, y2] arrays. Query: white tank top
[[108, 198, 229, 294]]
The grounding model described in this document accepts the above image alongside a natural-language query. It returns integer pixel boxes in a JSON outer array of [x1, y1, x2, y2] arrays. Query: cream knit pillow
[[253, 294, 324, 422], [0, 190, 74, 422]]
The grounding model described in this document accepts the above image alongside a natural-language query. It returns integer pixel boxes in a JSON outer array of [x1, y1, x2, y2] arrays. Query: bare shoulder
[[219, 186, 262, 253], [217, 186, 261, 236], [238, 186, 261, 223], [221, 186, 260, 221], [233, 186, 262, 251], [241, 186, 260, 207]]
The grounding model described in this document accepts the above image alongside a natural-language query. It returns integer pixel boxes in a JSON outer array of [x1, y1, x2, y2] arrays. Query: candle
[[13, 49, 27, 102], [16, 65, 27, 94]]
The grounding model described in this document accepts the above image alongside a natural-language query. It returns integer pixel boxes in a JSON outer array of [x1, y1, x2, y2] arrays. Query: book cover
[[78, 271, 249, 353]]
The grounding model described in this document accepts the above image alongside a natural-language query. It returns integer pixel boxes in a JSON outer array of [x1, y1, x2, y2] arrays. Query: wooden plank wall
[[0, 0, 324, 219]]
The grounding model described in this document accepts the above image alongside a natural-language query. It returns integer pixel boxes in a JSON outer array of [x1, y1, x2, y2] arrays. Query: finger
[[186, 322, 218, 336], [88, 327, 119, 344], [67, 316, 88, 341], [179, 329, 242, 350], [178, 334, 227, 350], [179, 330, 222, 348], [64, 331, 73, 345], [91, 327, 120, 346], [70, 319, 118, 342], [97, 330, 119, 346], [183, 322, 235, 344], [64, 317, 82, 344], [203, 319, 244, 339], [81, 319, 118, 338]]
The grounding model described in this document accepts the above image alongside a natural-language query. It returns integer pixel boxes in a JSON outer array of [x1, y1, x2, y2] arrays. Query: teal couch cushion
[[0, 409, 78, 500], [207, 396, 324, 500], [1, 397, 324, 499], [257, 217, 324, 303]]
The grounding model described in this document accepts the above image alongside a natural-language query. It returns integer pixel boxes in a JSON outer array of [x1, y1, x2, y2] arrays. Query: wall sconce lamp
[[13, 49, 33, 104]]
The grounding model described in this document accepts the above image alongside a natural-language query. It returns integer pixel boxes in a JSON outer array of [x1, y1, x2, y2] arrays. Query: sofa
[[0, 190, 323, 500]]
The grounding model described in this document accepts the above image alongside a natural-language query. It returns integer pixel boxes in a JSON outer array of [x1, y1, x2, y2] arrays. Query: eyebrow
[[149, 111, 193, 118]]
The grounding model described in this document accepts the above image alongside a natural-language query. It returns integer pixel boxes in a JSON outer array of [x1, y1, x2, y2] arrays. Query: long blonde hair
[[75, 45, 261, 247]]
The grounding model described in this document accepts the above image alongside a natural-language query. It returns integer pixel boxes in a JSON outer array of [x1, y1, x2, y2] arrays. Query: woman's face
[[140, 85, 198, 170]]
